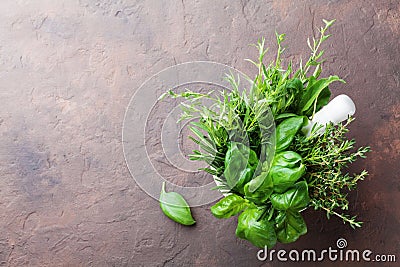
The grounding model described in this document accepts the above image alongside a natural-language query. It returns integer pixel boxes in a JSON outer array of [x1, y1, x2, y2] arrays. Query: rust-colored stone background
[[0, 0, 399, 266]]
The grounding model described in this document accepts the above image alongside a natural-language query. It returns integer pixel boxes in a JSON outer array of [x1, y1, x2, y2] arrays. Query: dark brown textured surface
[[0, 0, 399, 266]]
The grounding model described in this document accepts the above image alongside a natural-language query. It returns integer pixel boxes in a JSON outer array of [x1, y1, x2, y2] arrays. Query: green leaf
[[271, 181, 309, 243], [189, 125, 214, 149], [159, 182, 196, 226], [275, 116, 305, 152], [286, 78, 303, 91], [275, 210, 307, 243], [315, 86, 331, 112], [275, 113, 298, 120], [323, 19, 336, 28], [273, 151, 302, 167], [246, 159, 271, 193], [224, 143, 247, 187], [235, 167, 255, 193], [236, 208, 277, 248], [244, 171, 273, 204], [298, 75, 344, 116], [223, 142, 258, 193], [270, 165, 305, 193], [245, 151, 305, 197], [313, 65, 322, 79], [270, 181, 310, 211], [269, 151, 305, 193], [211, 194, 249, 219]]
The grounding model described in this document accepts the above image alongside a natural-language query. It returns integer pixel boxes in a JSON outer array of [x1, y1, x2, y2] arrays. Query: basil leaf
[[315, 86, 331, 112], [159, 182, 196, 226], [270, 166, 305, 193], [270, 151, 305, 193], [248, 149, 258, 167], [270, 181, 310, 211], [286, 77, 303, 91], [246, 159, 272, 193], [273, 151, 302, 167], [235, 167, 255, 194], [298, 75, 344, 116], [275, 116, 304, 152], [236, 208, 277, 248], [271, 181, 310, 243], [275, 210, 307, 243], [211, 194, 249, 219], [275, 113, 298, 120], [244, 172, 273, 204], [224, 142, 258, 193]]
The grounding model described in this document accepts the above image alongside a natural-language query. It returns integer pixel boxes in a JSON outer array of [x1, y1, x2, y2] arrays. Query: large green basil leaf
[[270, 151, 305, 193], [244, 152, 304, 202], [315, 86, 331, 112], [224, 142, 258, 193], [244, 172, 273, 204], [211, 194, 249, 219], [235, 208, 277, 248], [270, 181, 310, 211], [246, 159, 272, 193], [159, 182, 196, 226], [272, 151, 302, 167], [224, 142, 247, 188], [271, 181, 309, 243], [275, 116, 304, 152], [234, 167, 255, 194], [270, 165, 305, 193], [247, 147, 259, 167], [298, 75, 344, 116], [275, 210, 307, 243], [286, 77, 303, 91]]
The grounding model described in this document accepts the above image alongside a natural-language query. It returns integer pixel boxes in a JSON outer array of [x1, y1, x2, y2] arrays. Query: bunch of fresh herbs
[[162, 19, 369, 248]]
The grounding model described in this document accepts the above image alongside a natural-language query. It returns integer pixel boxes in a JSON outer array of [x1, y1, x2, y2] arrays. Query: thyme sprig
[[293, 118, 370, 228]]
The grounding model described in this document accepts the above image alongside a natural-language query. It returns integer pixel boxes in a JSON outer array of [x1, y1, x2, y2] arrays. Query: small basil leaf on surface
[[270, 181, 310, 211], [211, 194, 249, 219], [159, 182, 196, 226], [236, 208, 277, 249], [275, 116, 304, 152], [275, 210, 307, 243]]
